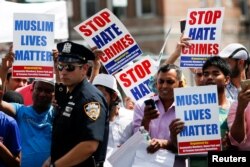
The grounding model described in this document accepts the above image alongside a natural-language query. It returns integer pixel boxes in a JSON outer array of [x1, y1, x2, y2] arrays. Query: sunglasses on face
[[57, 64, 82, 72]]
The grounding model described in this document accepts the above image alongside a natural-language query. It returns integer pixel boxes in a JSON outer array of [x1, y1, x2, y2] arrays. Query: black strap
[[228, 47, 249, 60]]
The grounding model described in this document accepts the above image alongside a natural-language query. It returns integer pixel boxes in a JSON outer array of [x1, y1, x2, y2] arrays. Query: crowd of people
[[1, 32, 250, 167]]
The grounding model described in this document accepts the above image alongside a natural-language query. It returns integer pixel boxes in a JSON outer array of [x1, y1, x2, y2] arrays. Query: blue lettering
[[92, 35, 105, 48], [110, 23, 122, 36], [175, 93, 217, 106], [205, 109, 211, 119], [91, 23, 123, 48], [138, 83, 150, 96], [100, 31, 113, 44], [15, 50, 52, 61], [191, 109, 199, 120], [188, 27, 217, 40], [176, 95, 185, 106], [180, 124, 218, 136], [19, 35, 47, 46], [189, 28, 197, 40], [31, 20, 36, 31], [130, 87, 142, 100], [192, 94, 199, 105], [14, 20, 53, 32]]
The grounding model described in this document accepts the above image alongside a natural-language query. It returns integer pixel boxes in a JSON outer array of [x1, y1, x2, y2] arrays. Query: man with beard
[[133, 64, 186, 167], [0, 79, 54, 167], [170, 56, 233, 167], [219, 43, 250, 100]]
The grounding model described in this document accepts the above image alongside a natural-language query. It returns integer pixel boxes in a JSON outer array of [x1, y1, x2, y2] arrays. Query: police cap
[[57, 41, 95, 64]]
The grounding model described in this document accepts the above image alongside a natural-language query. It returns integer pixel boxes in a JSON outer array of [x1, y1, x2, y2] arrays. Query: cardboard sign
[[13, 13, 54, 78], [74, 8, 142, 74], [180, 7, 224, 68], [115, 56, 157, 102], [174, 85, 221, 155]]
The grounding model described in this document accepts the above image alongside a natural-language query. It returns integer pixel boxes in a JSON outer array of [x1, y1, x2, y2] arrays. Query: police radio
[[55, 83, 67, 107]]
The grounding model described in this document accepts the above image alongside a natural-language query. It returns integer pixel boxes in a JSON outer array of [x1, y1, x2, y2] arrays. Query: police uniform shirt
[[51, 78, 109, 166]]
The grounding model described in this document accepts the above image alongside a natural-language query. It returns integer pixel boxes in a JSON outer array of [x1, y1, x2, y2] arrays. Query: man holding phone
[[133, 64, 186, 167]]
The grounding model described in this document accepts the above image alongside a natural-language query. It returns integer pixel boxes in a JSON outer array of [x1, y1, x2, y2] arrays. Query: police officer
[[48, 41, 109, 167]]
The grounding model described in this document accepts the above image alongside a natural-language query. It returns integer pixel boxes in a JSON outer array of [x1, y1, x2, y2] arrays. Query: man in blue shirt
[[0, 79, 54, 167], [0, 111, 21, 167]]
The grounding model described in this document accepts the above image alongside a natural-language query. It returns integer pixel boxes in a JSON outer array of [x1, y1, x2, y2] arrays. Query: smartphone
[[55, 83, 67, 106], [144, 99, 156, 109], [240, 79, 250, 90], [180, 19, 186, 33]]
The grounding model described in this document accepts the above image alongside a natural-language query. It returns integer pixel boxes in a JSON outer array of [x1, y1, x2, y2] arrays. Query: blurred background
[[1, 0, 250, 85]]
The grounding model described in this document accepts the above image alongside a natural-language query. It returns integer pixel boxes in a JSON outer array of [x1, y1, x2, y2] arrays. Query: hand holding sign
[[1, 45, 14, 73]]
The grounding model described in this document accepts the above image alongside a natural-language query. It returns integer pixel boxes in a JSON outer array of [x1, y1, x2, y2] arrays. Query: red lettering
[[120, 73, 131, 87], [189, 11, 197, 25], [182, 47, 188, 54], [127, 68, 137, 82], [200, 44, 207, 54], [125, 34, 134, 45], [93, 16, 106, 27], [120, 37, 129, 48], [79, 25, 92, 36], [141, 60, 151, 75], [100, 11, 111, 23], [181, 43, 219, 55], [102, 49, 113, 62], [85, 20, 98, 32], [213, 43, 219, 54], [197, 11, 205, 24], [213, 11, 221, 24], [113, 40, 124, 53], [204, 11, 213, 24], [190, 10, 222, 25], [134, 65, 146, 78]]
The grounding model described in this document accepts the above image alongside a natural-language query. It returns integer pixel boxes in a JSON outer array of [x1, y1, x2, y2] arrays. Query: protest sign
[[115, 56, 157, 102], [13, 13, 54, 78], [174, 85, 221, 155], [180, 7, 224, 68], [74, 8, 143, 74], [0, 1, 67, 43]]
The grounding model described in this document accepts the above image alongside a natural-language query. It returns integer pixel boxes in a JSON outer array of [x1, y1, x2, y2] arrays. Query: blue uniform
[[0, 111, 21, 167], [51, 79, 109, 167]]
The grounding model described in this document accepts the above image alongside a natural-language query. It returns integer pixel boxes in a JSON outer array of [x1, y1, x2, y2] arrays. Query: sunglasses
[[57, 64, 82, 72]]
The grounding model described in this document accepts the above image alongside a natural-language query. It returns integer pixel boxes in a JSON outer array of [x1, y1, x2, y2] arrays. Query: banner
[[115, 56, 157, 102], [180, 7, 224, 68], [13, 13, 54, 78], [174, 85, 221, 155], [0, 1, 68, 43], [74, 8, 142, 74]]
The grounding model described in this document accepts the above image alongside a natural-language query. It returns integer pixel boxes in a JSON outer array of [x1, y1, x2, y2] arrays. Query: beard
[[230, 64, 240, 78]]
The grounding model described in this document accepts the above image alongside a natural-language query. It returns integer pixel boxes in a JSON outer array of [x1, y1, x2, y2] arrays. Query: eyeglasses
[[57, 64, 82, 72]]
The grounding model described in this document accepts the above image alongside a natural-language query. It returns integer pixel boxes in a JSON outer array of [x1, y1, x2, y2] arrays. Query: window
[[136, 0, 155, 17], [81, 0, 99, 19]]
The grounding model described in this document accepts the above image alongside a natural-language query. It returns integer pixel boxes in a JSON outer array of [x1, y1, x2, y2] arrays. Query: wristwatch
[[50, 162, 55, 167]]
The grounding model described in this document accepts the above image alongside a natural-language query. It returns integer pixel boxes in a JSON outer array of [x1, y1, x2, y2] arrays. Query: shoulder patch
[[84, 102, 100, 120]]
